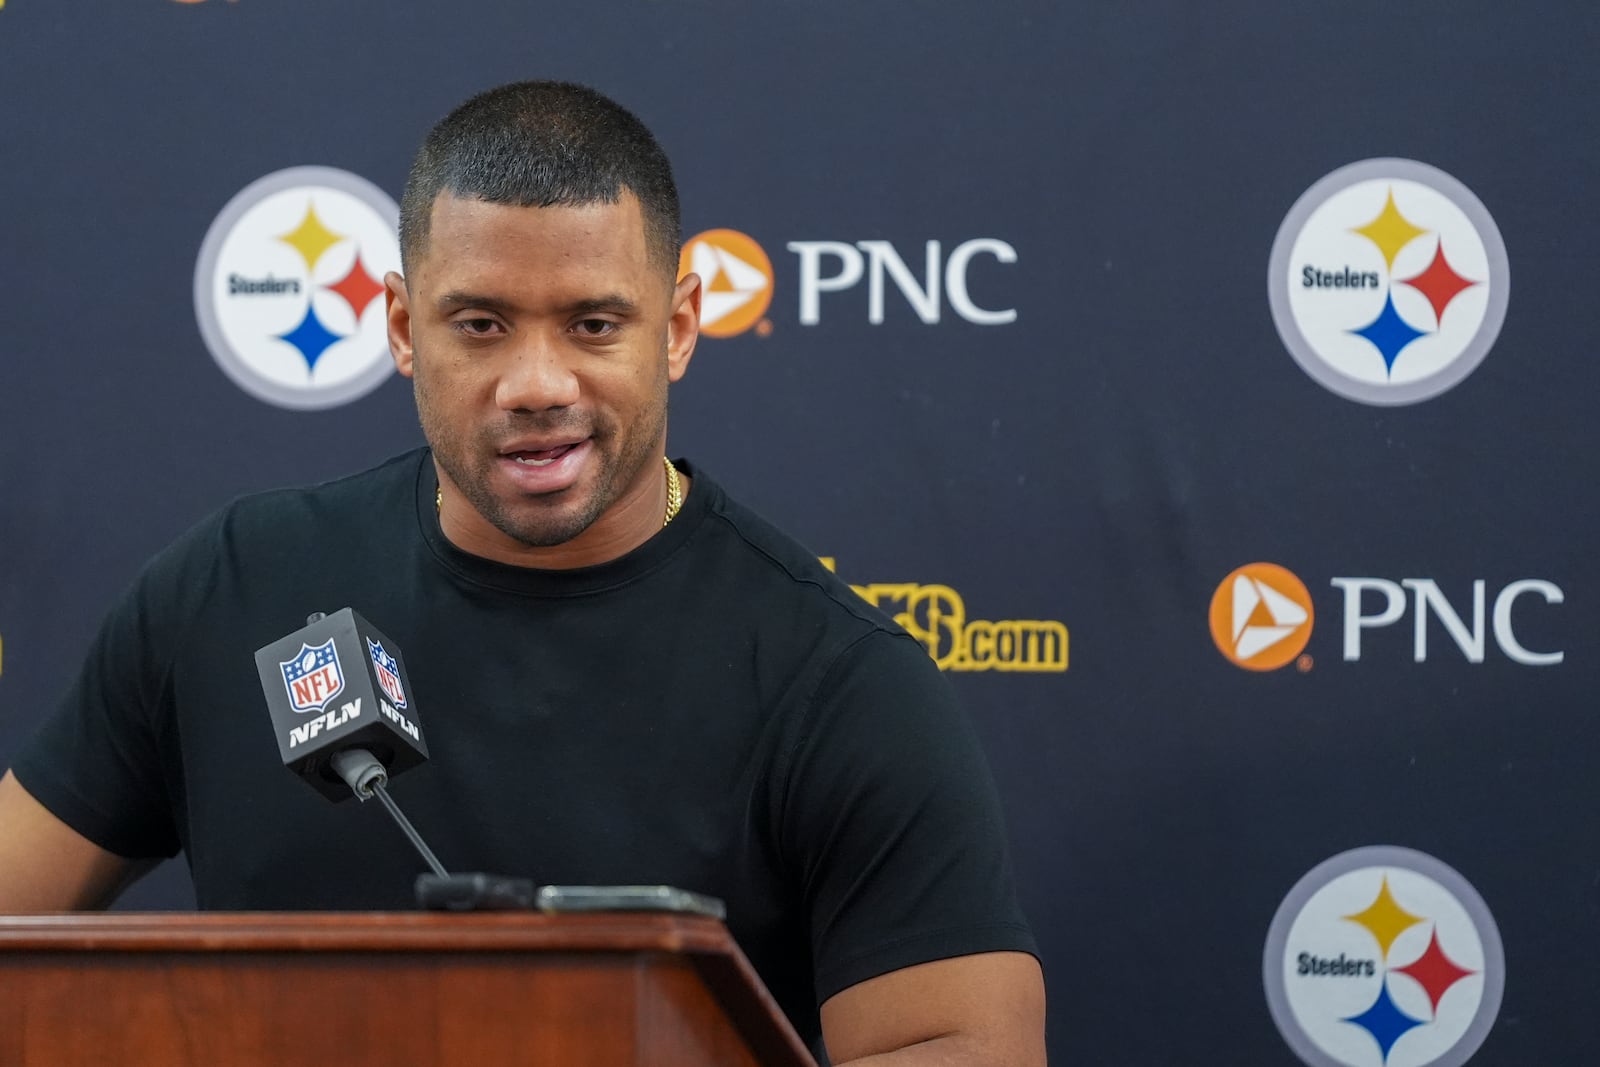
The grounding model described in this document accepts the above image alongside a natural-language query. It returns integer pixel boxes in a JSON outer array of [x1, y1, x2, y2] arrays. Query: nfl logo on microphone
[[279, 639, 346, 714], [368, 638, 407, 708]]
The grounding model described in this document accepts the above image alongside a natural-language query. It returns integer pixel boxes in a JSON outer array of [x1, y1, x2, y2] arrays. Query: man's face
[[386, 192, 699, 566]]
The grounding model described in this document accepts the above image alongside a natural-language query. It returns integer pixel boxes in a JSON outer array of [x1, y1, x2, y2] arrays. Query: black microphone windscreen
[[254, 607, 430, 801]]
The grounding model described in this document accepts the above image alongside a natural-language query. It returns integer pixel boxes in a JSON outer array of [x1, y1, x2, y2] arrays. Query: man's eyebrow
[[433, 292, 641, 316], [436, 291, 518, 315], [562, 294, 641, 316]]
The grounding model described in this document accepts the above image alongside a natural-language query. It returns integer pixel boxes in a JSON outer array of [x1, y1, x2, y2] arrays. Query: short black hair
[[398, 81, 681, 277]]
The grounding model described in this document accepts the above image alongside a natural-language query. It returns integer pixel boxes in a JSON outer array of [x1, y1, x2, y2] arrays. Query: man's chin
[[489, 498, 599, 549], [503, 524, 586, 549]]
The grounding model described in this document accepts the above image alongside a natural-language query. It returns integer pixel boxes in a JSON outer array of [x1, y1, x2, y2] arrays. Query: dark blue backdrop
[[2, 3, 1595, 1064]]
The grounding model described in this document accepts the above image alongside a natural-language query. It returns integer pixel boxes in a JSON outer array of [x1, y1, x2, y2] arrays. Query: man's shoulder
[[141, 449, 426, 589], [150, 449, 425, 568], [215, 448, 426, 532], [687, 465, 903, 641]]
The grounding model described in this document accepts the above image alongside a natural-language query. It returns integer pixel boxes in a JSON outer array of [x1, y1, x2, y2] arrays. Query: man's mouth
[[509, 443, 579, 467], [495, 438, 592, 494]]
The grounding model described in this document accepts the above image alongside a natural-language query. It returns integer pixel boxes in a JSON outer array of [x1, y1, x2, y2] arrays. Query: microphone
[[254, 608, 531, 908], [254, 607, 428, 802]]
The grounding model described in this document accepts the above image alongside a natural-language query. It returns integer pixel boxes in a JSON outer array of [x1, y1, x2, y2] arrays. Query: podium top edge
[[0, 911, 736, 955]]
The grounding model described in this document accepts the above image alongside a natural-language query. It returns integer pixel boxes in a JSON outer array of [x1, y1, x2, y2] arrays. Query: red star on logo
[[1390, 926, 1478, 1016], [1396, 238, 1479, 329], [325, 252, 386, 322]]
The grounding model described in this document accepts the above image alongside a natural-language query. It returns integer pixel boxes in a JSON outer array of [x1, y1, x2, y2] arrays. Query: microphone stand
[[328, 748, 725, 919], [329, 748, 534, 910]]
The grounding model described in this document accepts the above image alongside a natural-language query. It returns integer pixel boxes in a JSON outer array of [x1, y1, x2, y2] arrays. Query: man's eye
[[455, 318, 499, 336], [575, 319, 616, 337]]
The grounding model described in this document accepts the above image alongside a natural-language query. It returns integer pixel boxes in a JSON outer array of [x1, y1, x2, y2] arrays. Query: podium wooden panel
[[0, 912, 818, 1067]]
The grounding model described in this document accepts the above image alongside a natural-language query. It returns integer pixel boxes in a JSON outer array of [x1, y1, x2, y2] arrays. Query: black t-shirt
[[15, 450, 1035, 1045]]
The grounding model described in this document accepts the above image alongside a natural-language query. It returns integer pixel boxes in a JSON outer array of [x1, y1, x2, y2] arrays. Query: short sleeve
[[777, 629, 1038, 1004], [10, 547, 196, 860]]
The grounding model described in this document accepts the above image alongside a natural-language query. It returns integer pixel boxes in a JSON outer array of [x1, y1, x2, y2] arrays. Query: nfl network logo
[[280, 640, 345, 714], [367, 638, 407, 708]]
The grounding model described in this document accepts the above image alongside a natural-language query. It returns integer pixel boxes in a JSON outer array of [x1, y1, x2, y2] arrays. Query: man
[[0, 82, 1045, 1065]]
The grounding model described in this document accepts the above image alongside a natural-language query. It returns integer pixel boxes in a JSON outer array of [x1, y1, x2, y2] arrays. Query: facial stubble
[[414, 353, 669, 550]]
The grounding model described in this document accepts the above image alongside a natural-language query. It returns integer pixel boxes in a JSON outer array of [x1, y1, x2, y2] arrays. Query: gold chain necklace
[[435, 456, 684, 527], [662, 456, 683, 526]]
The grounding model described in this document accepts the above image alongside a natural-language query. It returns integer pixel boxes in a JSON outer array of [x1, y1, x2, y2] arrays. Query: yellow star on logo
[[1352, 188, 1428, 270], [277, 201, 345, 273], [1343, 874, 1425, 958]]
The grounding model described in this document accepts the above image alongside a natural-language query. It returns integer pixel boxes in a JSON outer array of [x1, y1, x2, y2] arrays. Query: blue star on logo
[[276, 305, 344, 373], [1350, 291, 1428, 375], [1344, 978, 1427, 1063]]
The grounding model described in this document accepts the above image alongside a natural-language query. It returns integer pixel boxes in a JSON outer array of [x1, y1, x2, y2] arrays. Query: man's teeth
[[512, 445, 573, 467]]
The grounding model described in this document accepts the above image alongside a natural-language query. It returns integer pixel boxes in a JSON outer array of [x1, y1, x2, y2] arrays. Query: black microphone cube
[[254, 607, 429, 802]]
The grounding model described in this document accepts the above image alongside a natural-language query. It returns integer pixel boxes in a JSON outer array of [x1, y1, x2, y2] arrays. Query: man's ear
[[385, 271, 415, 378], [666, 271, 702, 383]]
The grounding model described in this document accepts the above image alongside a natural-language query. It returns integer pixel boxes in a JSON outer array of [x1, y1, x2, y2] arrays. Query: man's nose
[[495, 335, 581, 411]]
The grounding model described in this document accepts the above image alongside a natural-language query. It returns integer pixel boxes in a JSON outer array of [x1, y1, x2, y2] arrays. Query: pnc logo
[[194, 166, 400, 410], [1211, 564, 1564, 670], [1264, 846, 1504, 1067], [1210, 563, 1315, 671], [787, 237, 1017, 326], [679, 229, 775, 338], [682, 228, 1019, 336], [1267, 159, 1509, 405]]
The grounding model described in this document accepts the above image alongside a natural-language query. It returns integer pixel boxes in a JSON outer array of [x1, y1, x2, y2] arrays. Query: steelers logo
[[1267, 159, 1509, 406], [679, 229, 774, 338], [1264, 846, 1505, 1067], [194, 166, 400, 410]]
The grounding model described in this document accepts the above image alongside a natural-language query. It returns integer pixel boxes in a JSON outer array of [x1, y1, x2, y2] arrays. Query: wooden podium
[[0, 912, 819, 1067]]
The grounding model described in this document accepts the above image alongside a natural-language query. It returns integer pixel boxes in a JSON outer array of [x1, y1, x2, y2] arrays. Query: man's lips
[[496, 438, 591, 493], [506, 442, 578, 467]]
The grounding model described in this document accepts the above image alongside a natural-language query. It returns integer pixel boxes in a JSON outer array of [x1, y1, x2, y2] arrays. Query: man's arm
[[0, 770, 137, 911], [822, 951, 1046, 1066]]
